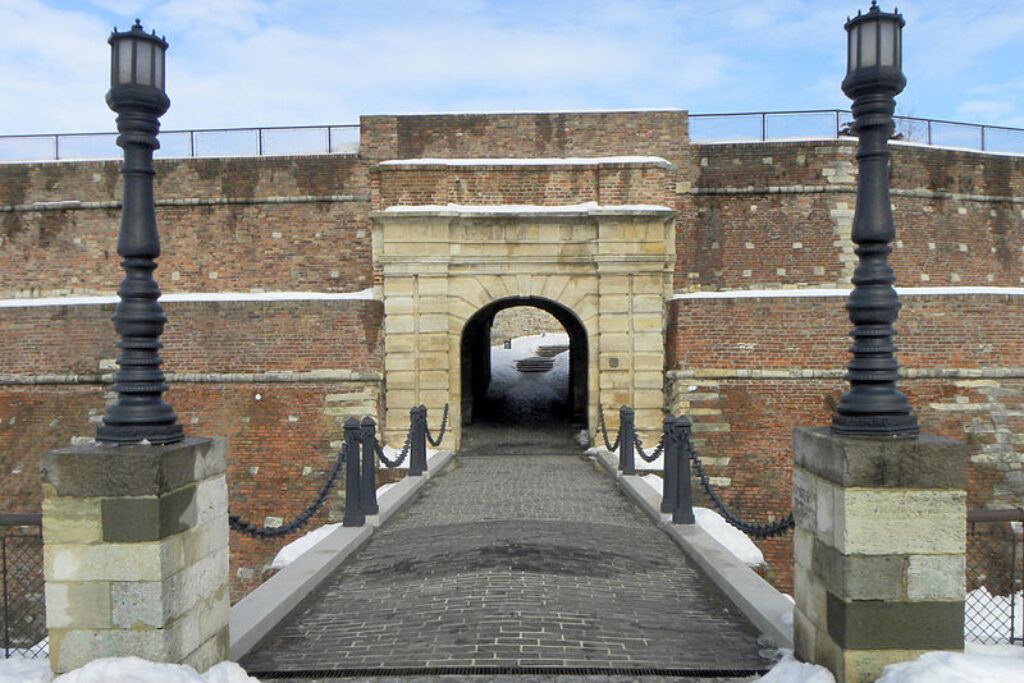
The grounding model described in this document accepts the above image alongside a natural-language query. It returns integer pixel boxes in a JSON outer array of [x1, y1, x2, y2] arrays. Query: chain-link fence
[[965, 509, 1023, 646], [1, 514, 46, 659]]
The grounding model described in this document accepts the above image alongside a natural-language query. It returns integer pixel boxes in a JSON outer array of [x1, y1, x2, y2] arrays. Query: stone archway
[[460, 297, 588, 428], [372, 204, 675, 450]]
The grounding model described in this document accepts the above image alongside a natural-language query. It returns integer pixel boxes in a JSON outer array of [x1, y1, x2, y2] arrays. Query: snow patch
[[379, 156, 670, 167], [486, 333, 570, 418], [673, 286, 1024, 301], [382, 201, 672, 214], [270, 523, 341, 569], [875, 647, 1024, 683], [635, 475, 765, 567], [0, 290, 375, 309], [756, 650, 835, 683]]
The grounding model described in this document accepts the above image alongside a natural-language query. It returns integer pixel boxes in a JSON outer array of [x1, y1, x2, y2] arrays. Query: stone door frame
[[372, 204, 675, 450]]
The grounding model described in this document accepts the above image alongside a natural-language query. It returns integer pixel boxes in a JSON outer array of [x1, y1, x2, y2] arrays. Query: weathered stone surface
[[101, 484, 196, 542], [41, 437, 225, 498], [44, 581, 111, 629], [810, 540, 905, 601], [837, 488, 966, 556], [793, 427, 967, 490], [826, 593, 964, 650], [906, 555, 966, 600]]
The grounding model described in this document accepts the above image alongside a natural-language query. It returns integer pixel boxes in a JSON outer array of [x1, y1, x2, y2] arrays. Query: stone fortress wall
[[1, 110, 1021, 597]]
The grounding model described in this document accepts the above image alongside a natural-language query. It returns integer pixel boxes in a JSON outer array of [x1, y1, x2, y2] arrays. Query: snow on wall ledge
[[0, 289, 376, 309], [379, 201, 674, 216], [378, 156, 672, 167], [673, 286, 1024, 300]]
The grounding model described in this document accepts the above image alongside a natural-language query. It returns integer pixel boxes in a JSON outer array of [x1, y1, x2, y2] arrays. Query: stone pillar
[[792, 427, 967, 683], [41, 437, 229, 674]]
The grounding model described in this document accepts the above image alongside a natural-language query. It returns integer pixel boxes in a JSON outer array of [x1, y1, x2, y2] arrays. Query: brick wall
[[0, 155, 372, 298], [3, 111, 1024, 600], [684, 141, 1024, 291], [0, 299, 383, 600], [667, 293, 1024, 591]]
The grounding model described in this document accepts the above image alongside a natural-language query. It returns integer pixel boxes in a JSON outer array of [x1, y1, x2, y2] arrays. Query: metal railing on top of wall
[[0, 124, 360, 163], [688, 109, 1024, 154], [3, 110, 1024, 162]]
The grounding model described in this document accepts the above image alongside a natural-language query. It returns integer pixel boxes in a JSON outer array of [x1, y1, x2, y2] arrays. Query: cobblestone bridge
[[239, 428, 772, 682]]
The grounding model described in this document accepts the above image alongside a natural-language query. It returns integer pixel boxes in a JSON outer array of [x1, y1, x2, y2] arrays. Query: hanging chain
[[596, 404, 620, 452], [425, 403, 450, 447], [229, 441, 348, 539], [376, 428, 412, 468], [633, 432, 665, 464], [686, 437, 794, 539]]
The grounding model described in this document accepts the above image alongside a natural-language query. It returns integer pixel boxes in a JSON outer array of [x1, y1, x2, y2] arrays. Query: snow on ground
[[487, 332, 570, 418], [270, 482, 399, 569], [636, 474, 765, 567], [0, 657, 259, 683]]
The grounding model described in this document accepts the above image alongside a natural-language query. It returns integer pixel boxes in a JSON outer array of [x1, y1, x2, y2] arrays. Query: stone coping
[[228, 450, 455, 660], [593, 449, 794, 650], [793, 426, 967, 489]]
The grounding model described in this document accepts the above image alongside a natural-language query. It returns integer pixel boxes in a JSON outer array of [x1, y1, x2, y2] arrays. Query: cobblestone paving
[[240, 454, 768, 675]]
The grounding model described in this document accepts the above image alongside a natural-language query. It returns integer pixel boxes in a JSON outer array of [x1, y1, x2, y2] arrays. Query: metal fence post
[[360, 417, 380, 515], [673, 415, 696, 524], [619, 406, 636, 476], [409, 405, 427, 476], [342, 418, 364, 527], [660, 414, 678, 514]]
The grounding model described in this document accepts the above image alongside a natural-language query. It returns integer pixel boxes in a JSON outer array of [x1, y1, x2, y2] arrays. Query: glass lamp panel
[[136, 40, 154, 86], [847, 24, 859, 74], [895, 27, 902, 69], [154, 46, 165, 91], [116, 39, 134, 85], [879, 20, 896, 67], [860, 19, 878, 68]]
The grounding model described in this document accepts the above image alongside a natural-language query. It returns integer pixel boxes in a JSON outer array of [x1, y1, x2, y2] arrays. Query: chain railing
[[1, 514, 46, 660], [965, 508, 1023, 645], [598, 405, 794, 538], [230, 405, 449, 534]]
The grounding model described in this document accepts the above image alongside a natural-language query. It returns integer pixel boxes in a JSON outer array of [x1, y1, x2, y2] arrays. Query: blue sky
[[2, 0, 1023, 135]]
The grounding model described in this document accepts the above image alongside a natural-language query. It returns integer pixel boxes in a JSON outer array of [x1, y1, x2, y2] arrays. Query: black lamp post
[[831, 2, 918, 437], [96, 20, 183, 445]]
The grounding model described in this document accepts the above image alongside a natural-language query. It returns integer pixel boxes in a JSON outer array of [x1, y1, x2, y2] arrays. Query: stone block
[[44, 581, 111, 629], [41, 437, 224, 498], [194, 476, 228, 528], [47, 542, 165, 583], [811, 539, 905, 600], [101, 484, 196, 542], [838, 488, 966, 555], [42, 497, 102, 545], [826, 592, 964, 650], [51, 627, 168, 672], [842, 649, 937, 683], [794, 563, 829, 631], [793, 427, 967, 490], [906, 555, 966, 600]]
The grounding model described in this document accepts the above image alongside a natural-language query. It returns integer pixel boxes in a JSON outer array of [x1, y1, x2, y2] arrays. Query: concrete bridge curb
[[228, 450, 456, 660], [592, 449, 795, 650]]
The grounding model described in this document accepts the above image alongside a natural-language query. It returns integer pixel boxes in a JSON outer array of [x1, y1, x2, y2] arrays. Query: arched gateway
[[460, 297, 588, 427], [372, 169, 676, 451]]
